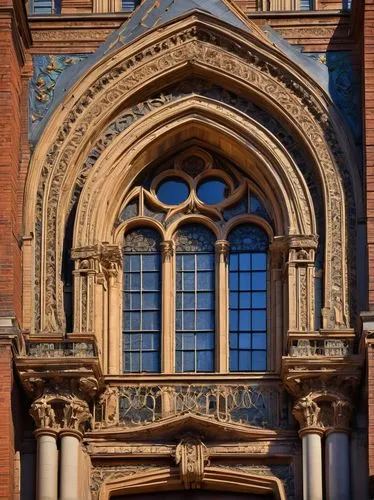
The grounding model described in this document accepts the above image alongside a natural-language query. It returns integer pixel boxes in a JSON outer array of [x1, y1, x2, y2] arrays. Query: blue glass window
[[175, 225, 216, 372], [156, 177, 189, 205], [197, 178, 229, 205], [229, 225, 268, 372], [123, 228, 161, 373]]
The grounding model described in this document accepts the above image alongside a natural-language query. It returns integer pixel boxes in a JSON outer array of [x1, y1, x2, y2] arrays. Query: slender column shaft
[[60, 432, 81, 500], [301, 431, 324, 500], [326, 431, 350, 500], [36, 432, 58, 500], [215, 241, 229, 373], [108, 270, 120, 373], [161, 242, 174, 373]]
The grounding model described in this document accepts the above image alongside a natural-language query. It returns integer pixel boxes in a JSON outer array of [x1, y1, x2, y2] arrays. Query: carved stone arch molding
[[77, 99, 315, 246], [97, 467, 287, 500], [23, 11, 361, 334]]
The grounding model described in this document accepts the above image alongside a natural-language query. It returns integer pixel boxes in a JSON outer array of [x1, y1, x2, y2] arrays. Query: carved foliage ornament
[[175, 435, 209, 489], [292, 394, 353, 432], [32, 24, 353, 332], [30, 394, 92, 433]]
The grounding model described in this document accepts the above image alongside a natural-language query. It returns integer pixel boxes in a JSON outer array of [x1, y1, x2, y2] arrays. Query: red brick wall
[[0, 344, 14, 499], [364, 0, 374, 310], [0, 14, 23, 323]]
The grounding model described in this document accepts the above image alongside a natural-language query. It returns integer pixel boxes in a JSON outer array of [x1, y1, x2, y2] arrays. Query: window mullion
[[215, 240, 230, 373], [161, 241, 175, 373]]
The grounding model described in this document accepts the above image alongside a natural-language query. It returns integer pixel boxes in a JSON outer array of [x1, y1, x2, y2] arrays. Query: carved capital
[[30, 394, 92, 434], [62, 398, 91, 433], [175, 435, 209, 489], [161, 241, 174, 262], [30, 398, 58, 432], [330, 399, 353, 432], [292, 395, 322, 432], [215, 240, 229, 263]]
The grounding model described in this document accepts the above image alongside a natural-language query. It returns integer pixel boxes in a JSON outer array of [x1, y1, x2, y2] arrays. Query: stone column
[[215, 240, 229, 373], [59, 398, 92, 500], [59, 430, 82, 500], [293, 396, 324, 500], [325, 400, 352, 500], [30, 400, 59, 500], [34, 430, 58, 500]]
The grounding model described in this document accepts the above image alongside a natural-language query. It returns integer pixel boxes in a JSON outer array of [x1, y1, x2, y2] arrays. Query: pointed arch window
[[123, 228, 162, 373]]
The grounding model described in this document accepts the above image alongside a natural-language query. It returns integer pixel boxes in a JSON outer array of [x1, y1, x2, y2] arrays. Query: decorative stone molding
[[175, 435, 209, 489], [25, 15, 360, 337]]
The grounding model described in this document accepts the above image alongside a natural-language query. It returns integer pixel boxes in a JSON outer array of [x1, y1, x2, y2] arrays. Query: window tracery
[[120, 149, 273, 374]]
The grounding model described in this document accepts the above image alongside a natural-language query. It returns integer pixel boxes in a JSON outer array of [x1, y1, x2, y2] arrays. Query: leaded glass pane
[[229, 224, 268, 372], [175, 224, 216, 373], [123, 228, 161, 373]]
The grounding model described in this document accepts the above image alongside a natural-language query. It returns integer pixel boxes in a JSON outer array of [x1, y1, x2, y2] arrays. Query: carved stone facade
[[0, 0, 370, 499]]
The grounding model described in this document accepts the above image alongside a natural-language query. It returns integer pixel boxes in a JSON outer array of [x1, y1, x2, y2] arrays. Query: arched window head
[[175, 224, 216, 373], [123, 228, 162, 373], [228, 224, 269, 372]]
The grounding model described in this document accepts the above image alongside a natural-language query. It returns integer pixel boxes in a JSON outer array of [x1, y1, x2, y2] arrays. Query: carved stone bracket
[[175, 435, 209, 489]]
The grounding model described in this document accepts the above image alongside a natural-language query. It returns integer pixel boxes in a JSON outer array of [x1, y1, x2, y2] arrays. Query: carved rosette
[[175, 436, 209, 489]]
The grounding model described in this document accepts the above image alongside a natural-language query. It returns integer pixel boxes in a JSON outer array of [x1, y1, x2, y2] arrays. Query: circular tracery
[[197, 177, 229, 205], [156, 177, 190, 205]]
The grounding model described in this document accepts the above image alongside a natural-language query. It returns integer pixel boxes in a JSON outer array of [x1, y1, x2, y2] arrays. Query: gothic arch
[[23, 10, 360, 335]]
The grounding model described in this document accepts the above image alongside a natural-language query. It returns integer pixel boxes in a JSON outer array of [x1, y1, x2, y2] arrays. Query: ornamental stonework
[[30, 22, 356, 335]]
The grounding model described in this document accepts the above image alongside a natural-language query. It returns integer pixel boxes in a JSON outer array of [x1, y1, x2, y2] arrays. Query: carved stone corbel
[[175, 435, 209, 489]]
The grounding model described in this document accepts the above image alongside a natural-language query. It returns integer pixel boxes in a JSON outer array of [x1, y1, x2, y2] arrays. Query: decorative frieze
[[27, 340, 97, 358], [94, 383, 285, 429]]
